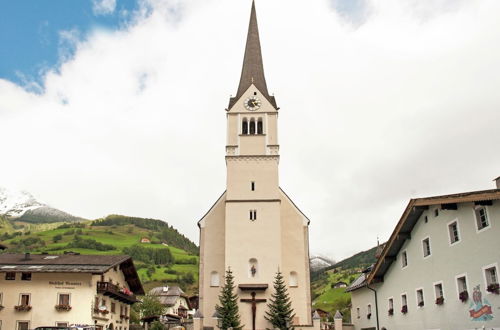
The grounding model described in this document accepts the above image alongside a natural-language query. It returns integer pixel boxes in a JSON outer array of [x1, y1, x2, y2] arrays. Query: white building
[[149, 286, 191, 319], [348, 180, 500, 330], [197, 2, 315, 330], [0, 253, 144, 330]]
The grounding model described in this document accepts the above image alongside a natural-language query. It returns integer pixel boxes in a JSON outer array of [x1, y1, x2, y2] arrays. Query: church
[[197, 2, 316, 330]]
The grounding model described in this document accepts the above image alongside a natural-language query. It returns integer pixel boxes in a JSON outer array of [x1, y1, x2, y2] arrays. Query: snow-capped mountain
[[0, 187, 45, 217], [310, 254, 336, 271], [0, 187, 84, 223]]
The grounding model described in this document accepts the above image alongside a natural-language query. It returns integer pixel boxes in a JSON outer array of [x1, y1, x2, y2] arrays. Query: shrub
[[122, 245, 173, 266], [66, 236, 115, 251]]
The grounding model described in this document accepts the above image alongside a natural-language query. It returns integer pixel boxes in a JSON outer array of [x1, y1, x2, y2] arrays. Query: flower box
[[487, 283, 500, 294], [418, 301, 424, 307], [367, 313, 371, 319], [14, 305, 32, 312], [401, 305, 408, 314], [435, 297, 444, 305], [388, 308, 394, 316], [55, 304, 72, 311], [459, 291, 469, 302]]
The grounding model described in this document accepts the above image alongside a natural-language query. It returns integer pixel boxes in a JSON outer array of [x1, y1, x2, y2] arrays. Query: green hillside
[[311, 246, 378, 322], [0, 215, 14, 233], [0, 215, 199, 295]]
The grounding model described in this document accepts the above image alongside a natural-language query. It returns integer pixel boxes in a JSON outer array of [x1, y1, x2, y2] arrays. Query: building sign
[[49, 281, 83, 289], [469, 285, 494, 321]]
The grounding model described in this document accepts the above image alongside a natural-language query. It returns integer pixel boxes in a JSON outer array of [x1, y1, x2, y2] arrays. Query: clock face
[[244, 96, 262, 111]]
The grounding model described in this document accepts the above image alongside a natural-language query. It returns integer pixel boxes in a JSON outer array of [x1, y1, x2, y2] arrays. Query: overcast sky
[[1, 0, 499, 261]]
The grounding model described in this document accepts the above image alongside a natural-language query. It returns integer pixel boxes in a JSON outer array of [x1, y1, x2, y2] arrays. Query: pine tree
[[215, 268, 243, 330], [265, 270, 295, 330]]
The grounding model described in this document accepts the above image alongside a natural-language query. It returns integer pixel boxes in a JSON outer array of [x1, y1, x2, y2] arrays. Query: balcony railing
[[97, 281, 137, 305]]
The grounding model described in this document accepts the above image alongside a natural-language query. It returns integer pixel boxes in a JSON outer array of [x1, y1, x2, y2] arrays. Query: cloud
[[92, 0, 117, 16], [1, 0, 500, 260]]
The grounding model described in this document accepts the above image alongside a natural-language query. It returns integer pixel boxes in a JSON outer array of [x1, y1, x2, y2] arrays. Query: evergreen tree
[[265, 270, 295, 330], [215, 268, 243, 330]]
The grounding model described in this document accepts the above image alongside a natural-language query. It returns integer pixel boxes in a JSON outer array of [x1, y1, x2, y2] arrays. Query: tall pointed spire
[[229, 1, 277, 109]]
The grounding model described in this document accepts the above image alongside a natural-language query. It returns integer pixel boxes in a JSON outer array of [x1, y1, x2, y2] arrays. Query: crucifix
[[240, 291, 266, 330]]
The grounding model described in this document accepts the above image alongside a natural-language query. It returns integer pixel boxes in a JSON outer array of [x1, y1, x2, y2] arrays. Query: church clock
[[244, 96, 261, 111]]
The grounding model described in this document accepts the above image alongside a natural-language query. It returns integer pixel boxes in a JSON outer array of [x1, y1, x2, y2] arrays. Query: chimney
[[24, 252, 31, 261], [495, 176, 500, 189]]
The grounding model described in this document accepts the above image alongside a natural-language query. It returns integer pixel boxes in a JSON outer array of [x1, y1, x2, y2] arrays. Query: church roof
[[367, 188, 500, 284], [228, 1, 277, 110]]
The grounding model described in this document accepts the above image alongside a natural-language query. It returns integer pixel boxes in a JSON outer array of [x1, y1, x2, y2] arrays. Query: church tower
[[198, 2, 313, 329]]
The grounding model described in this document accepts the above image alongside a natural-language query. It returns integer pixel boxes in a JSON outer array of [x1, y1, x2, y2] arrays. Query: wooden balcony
[[97, 281, 138, 305]]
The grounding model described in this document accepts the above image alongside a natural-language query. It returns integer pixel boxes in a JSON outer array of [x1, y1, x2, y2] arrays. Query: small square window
[[474, 206, 490, 231], [5, 272, 15, 280], [21, 272, 31, 281], [401, 294, 408, 313], [485, 266, 498, 287], [17, 321, 29, 330], [416, 289, 424, 307], [401, 251, 408, 268], [20, 294, 30, 306], [59, 293, 70, 305], [434, 282, 444, 304], [448, 221, 460, 244], [422, 238, 431, 257]]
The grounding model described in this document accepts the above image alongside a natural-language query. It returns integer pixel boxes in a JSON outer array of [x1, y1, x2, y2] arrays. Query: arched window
[[257, 119, 263, 134], [249, 258, 258, 278], [249, 119, 256, 134], [242, 119, 248, 135], [210, 271, 220, 287], [290, 271, 298, 287]]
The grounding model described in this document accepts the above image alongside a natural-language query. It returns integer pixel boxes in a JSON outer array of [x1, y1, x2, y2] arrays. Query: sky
[[1, 0, 499, 261]]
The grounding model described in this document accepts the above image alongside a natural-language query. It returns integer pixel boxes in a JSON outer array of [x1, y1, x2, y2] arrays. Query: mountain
[[0, 187, 84, 224], [310, 254, 336, 271], [0, 187, 44, 217]]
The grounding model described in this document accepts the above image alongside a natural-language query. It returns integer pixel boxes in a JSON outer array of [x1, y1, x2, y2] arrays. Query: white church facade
[[197, 2, 316, 330], [348, 179, 500, 330]]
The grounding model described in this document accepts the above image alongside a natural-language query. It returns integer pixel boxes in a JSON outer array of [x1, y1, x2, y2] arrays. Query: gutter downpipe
[[366, 284, 380, 330]]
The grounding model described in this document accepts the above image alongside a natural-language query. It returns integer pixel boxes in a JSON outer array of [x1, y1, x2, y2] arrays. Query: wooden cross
[[240, 292, 266, 330]]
